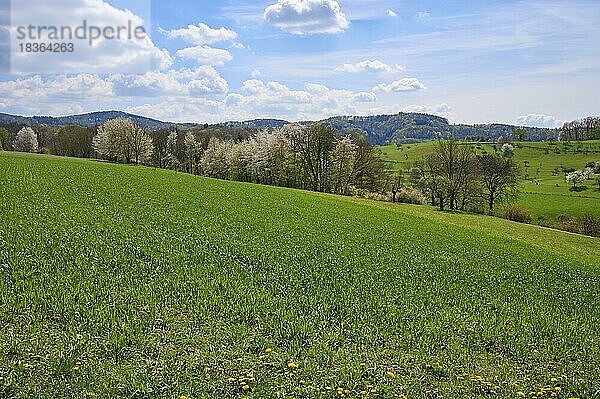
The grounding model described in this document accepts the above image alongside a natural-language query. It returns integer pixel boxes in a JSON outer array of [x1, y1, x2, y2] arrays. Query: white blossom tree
[[166, 131, 180, 170], [14, 127, 38, 153], [501, 143, 514, 158], [330, 135, 357, 194], [93, 118, 153, 164], [183, 132, 203, 174], [201, 137, 232, 180], [566, 171, 586, 189]]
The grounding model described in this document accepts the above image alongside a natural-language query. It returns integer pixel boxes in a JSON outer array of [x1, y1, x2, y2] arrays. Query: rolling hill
[[0, 111, 558, 145], [0, 151, 598, 398]]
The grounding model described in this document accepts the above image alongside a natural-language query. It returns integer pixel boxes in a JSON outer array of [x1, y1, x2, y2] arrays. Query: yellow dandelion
[[551, 378, 558, 383], [288, 362, 298, 369], [517, 392, 525, 398], [555, 387, 561, 392], [386, 371, 396, 378], [242, 385, 250, 391]]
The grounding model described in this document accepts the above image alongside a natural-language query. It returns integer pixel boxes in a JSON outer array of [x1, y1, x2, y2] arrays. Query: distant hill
[[0, 111, 172, 131], [0, 111, 558, 144], [318, 114, 557, 145]]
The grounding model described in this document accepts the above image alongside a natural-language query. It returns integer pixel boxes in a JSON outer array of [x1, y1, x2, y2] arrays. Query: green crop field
[[379, 141, 600, 219], [1, 152, 599, 398]]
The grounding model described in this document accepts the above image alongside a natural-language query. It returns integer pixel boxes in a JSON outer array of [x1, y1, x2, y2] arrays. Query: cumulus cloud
[[516, 114, 561, 128], [160, 23, 237, 45], [125, 80, 380, 123], [0, 64, 230, 116], [401, 103, 451, 114], [416, 11, 431, 19], [354, 92, 378, 102], [112, 66, 229, 97], [264, 0, 349, 35], [373, 78, 426, 92], [335, 60, 406, 74], [9, 0, 171, 75], [176, 46, 233, 66], [386, 10, 398, 18]]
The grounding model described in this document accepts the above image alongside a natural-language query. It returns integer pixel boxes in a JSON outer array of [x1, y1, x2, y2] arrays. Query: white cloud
[[305, 83, 330, 93], [176, 46, 233, 66], [373, 78, 426, 92], [516, 114, 561, 128], [126, 80, 379, 123], [401, 103, 451, 115], [251, 69, 262, 78], [264, 0, 350, 35], [9, 0, 172, 75], [0, 65, 230, 117], [416, 11, 431, 19], [386, 10, 398, 18], [335, 60, 406, 74], [354, 92, 378, 102], [160, 23, 237, 45]]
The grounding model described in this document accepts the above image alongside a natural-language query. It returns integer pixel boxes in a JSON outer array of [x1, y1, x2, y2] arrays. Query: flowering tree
[[166, 131, 180, 170], [566, 171, 586, 189], [93, 118, 153, 164], [183, 132, 203, 174], [501, 143, 514, 158], [14, 127, 38, 153]]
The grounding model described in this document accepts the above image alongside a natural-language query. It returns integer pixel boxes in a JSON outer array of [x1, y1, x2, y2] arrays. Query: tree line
[[2, 118, 521, 214], [560, 117, 600, 141], [392, 139, 520, 213]]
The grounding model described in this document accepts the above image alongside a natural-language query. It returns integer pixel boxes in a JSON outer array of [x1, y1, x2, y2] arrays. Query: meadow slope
[[0, 152, 599, 399], [379, 140, 600, 220]]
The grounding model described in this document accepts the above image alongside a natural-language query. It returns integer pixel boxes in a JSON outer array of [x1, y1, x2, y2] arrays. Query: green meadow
[[379, 140, 600, 219], [1, 152, 599, 398]]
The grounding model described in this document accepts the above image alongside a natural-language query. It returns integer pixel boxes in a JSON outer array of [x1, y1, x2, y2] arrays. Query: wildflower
[[386, 371, 396, 378], [288, 362, 298, 369], [551, 378, 557, 383], [555, 387, 561, 392], [517, 391, 525, 397], [242, 385, 250, 391], [266, 348, 273, 353]]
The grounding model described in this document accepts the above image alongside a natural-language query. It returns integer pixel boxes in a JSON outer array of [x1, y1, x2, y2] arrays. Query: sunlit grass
[[0, 152, 598, 398]]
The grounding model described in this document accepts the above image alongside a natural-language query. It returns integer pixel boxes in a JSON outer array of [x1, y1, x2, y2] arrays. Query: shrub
[[504, 204, 532, 224], [366, 192, 391, 202], [395, 187, 426, 205], [581, 214, 600, 237], [557, 215, 580, 234], [537, 216, 556, 229]]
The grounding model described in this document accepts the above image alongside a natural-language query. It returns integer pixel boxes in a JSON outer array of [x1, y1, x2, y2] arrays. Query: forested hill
[[318, 114, 558, 144], [0, 111, 172, 131], [0, 111, 558, 144]]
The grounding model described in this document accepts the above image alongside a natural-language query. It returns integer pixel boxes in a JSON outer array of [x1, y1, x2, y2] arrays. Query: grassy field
[[379, 140, 600, 219], [1, 152, 599, 398]]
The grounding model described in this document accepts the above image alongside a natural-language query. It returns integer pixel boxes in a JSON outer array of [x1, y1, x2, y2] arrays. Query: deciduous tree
[[14, 127, 38, 153]]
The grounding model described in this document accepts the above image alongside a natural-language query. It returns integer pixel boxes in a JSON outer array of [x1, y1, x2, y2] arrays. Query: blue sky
[[1, 0, 599, 126]]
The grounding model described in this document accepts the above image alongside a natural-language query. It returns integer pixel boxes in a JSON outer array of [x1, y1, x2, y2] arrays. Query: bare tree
[[476, 154, 520, 213]]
